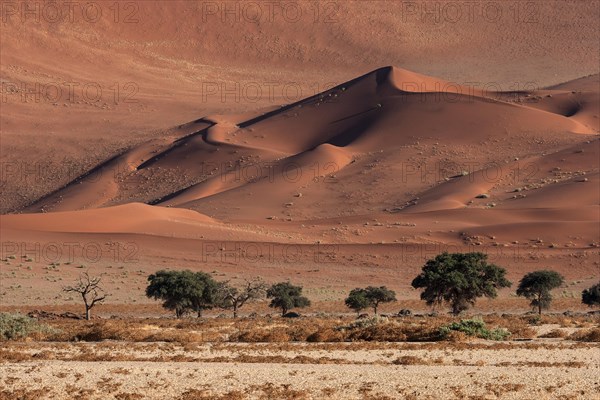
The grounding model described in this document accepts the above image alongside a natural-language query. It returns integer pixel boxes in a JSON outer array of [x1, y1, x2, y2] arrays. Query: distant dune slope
[[1, 1, 599, 213], [1, 65, 594, 263], [18, 67, 598, 222], [0, 2, 598, 301]]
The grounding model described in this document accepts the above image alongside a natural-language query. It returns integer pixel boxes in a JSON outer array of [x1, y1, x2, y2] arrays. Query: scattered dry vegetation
[[1, 312, 597, 345], [0, 312, 597, 399], [567, 327, 600, 342]]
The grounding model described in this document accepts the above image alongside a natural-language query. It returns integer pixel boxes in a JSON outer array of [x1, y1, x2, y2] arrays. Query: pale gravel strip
[[1, 361, 599, 399], [4, 341, 599, 366]]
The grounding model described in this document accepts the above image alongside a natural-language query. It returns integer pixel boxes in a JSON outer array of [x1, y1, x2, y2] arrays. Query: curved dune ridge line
[[0, 1, 598, 316], [2, 0, 598, 217], [16, 66, 599, 219], [521, 76, 600, 132], [165, 142, 354, 212], [406, 139, 600, 213], [0, 203, 301, 243], [0, 203, 218, 233], [2, 67, 598, 255]]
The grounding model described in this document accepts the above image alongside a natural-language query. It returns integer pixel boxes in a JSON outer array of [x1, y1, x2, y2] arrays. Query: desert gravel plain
[[1, 314, 599, 399], [1, 338, 599, 399]]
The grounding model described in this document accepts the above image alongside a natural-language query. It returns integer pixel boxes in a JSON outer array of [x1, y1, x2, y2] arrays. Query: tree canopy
[[266, 282, 310, 316], [582, 283, 600, 307], [345, 288, 370, 315], [411, 252, 511, 315], [516, 270, 564, 315], [146, 270, 219, 318], [345, 286, 396, 315]]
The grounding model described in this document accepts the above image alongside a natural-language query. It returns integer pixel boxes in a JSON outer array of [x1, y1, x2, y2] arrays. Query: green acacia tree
[[582, 283, 600, 308], [193, 272, 221, 317], [345, 286, 396, 315], [411, 252, 512, 315], [345, 288, 370, 316], [146, 270, 219, 318], [516, 270, 564, 315], [363, 286, 397, 314], [266, 282, 310, 316]]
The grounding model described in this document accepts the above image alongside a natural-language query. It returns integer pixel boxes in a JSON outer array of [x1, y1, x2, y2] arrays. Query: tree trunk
[[538, 299, 542, 315], [83, 294, 90, 320], [282, 307, 287, 316], [373, 305, 378, 315], [451, 302, 461, 316], [233, 304, 238, 318], [197, 309, 203, 318]]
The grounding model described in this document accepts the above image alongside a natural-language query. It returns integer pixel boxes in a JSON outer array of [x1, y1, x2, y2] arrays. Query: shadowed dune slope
[[19, 67, 598, 221], [2, 0, 599, 214]]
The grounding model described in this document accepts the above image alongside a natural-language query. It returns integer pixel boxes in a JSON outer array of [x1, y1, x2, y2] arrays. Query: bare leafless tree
[[218, 278, 267, 318], [63, 271, 107, 320]]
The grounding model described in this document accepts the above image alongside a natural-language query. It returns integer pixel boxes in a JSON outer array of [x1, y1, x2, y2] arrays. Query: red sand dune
[[2, 67, 598, 263], [15, 67, 598, 221], [0, 1, 598, 305]]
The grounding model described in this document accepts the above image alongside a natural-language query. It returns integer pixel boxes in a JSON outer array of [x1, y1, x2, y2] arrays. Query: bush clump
[[337, 316, 442, 342], [346, 322, 408, 342], [339, 315, 389, 330], [539, 329, 568, 338], [439, 318, 510, 341], [306, 328, 345, 342], [0, 313, 54, 340], [582, 283, 600, 307], [233, 327, 292, 342], [567, 328, 600, 342]]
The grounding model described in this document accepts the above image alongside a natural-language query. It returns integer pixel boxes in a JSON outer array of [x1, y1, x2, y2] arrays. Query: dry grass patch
[[0, 388, 51, 400], [539, 329, 568, 338], [250, 383, 310, 400], [320, 387, 337, 397], [484, 383, 525, 397], [497, 361, 586, 368], [392, 355, 444, 365], [480, 314, 536, 339], [3, 313, 594, 346], [0, 348, 36, 362], [114, 393, 143, 400], [179, 390, 246, 400], [567, 327, 600, 342], [110, 367, 132, 375]]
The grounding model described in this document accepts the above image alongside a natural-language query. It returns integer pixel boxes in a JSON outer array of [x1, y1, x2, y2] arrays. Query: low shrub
[[567, 327, 600, 342], [392, 355, 425, 365], [306, 328, 344, 342], [338, 315, 389, 330], [46, 321, 135, 342], [392, 355, 444, 365], [539, 329, 568, 338], [0, 313, 54, 340], [439, 319, 510, 341], [233, 327, 292, 342], [346, 322, 408, 342], [338, 316, 442, 342]]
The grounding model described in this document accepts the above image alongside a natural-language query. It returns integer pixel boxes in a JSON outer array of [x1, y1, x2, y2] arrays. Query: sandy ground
[[1, 340, 598, 399], [0, 344, 600, 399]]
